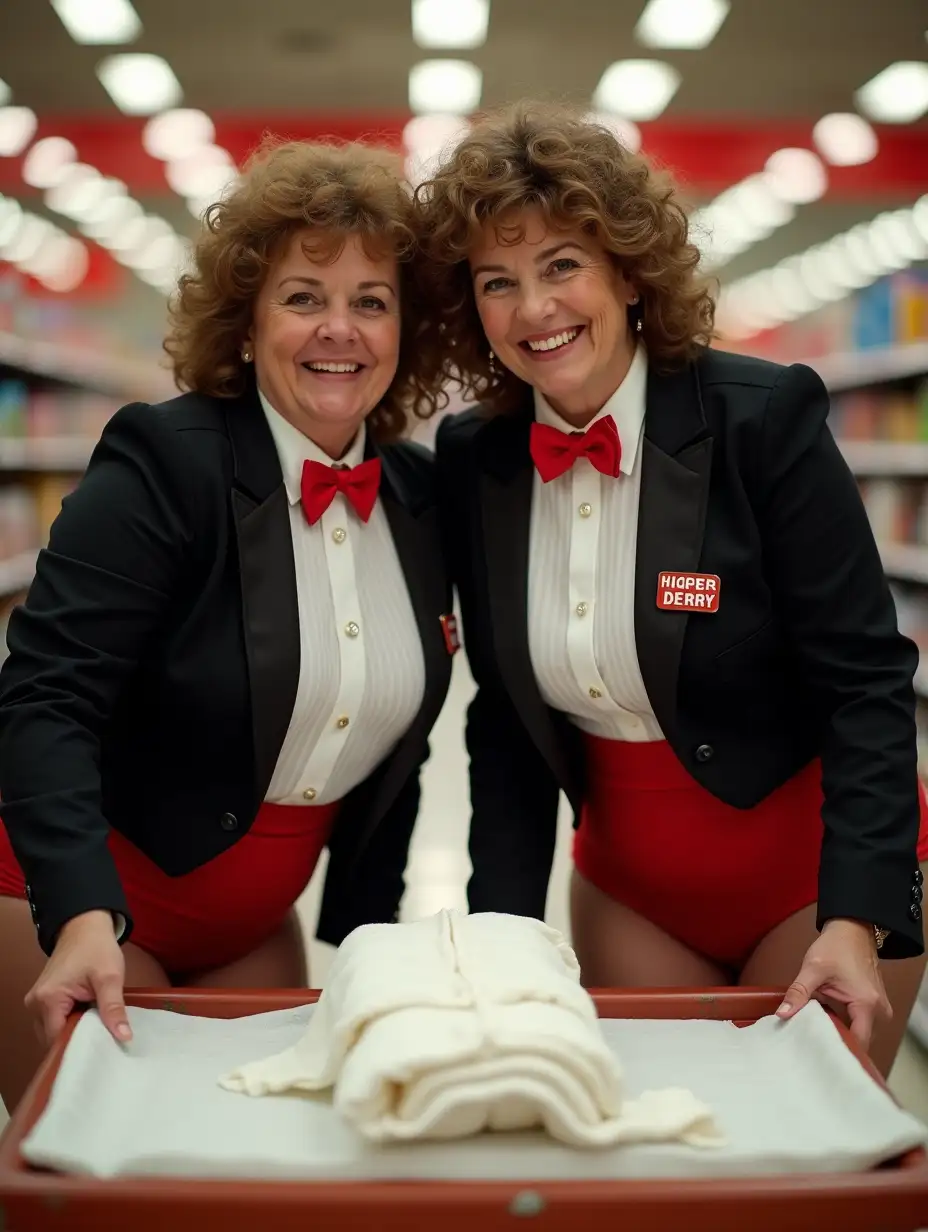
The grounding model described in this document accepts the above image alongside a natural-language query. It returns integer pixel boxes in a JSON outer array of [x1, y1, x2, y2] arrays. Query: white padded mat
[[21, 1001, 927, 1181]]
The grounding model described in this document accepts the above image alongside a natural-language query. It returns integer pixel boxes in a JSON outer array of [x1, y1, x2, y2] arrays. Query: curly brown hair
[[413, 101, 716, 415], [164, 137, 434, 439]]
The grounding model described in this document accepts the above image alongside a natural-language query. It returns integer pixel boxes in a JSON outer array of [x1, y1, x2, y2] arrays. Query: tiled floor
[[3, 650, 928, 1132]]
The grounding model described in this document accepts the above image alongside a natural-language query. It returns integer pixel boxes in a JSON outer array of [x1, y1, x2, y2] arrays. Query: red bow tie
[[300, 457, 382, 525], [529, 415, 622, 483]]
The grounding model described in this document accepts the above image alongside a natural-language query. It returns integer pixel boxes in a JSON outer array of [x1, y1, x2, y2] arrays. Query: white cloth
[[527, 344, 663, 743], [219, 910, 721, 1149], [258, 388, 426, 805]]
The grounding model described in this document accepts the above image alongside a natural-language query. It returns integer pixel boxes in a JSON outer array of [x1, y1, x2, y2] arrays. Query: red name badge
[[439, 613, 461, 655], [656, 572, 721, 613]]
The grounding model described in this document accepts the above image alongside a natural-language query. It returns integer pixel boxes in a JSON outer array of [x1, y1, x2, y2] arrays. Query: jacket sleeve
[[0, 403, 202, 955], [435, 416, 560, 921], [755, 363, 924, 958]]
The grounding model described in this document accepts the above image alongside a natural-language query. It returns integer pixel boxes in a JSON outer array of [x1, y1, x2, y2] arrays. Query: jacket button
[[695, 743, 714, 763], [915, 869, 924, 887], [220, 812, 238, 832], [913, 885, 923, 905], [909, 903, 922, 922]]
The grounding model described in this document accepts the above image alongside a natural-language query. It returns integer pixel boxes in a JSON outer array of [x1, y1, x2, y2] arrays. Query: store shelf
[[0, 549, 37, 596], [0, 331, 170, 401], [881, 542, 928, 585], [0, 437, 95, 472], [805, 343, 928, 393], [838, 440, 928, 476]]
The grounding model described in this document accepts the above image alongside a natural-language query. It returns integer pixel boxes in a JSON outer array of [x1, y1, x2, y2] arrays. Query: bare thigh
[[0, 896, 169, 1114], [739, 867, 928, 1079], [183, 908, 308, 989], [569, 869, 729, 988]]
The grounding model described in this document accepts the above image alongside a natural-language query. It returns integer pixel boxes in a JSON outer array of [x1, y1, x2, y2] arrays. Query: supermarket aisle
[[297, 651, 928, 1125]]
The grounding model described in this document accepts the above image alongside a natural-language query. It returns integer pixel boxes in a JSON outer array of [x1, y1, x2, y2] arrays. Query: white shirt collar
[[257, 385, 368, 506], [532, 343, 647, 477]]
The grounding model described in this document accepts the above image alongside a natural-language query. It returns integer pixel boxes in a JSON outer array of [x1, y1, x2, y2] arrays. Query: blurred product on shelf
[[830, 378, 928, 443]]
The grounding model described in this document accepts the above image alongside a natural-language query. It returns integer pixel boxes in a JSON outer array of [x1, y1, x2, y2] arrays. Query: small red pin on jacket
[[440, 613, 461, 655], [656, 572, 721, 613]]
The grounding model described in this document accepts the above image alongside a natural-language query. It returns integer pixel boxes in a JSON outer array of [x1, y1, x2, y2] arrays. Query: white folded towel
[[219, 910, 722, 1150]]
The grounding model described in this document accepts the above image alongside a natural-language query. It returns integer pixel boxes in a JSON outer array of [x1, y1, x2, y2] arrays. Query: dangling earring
[[629, 295, 643, 334], [636, 316, 643, 334], [488, 348, 498, 376], [241, 347, 253, 363]]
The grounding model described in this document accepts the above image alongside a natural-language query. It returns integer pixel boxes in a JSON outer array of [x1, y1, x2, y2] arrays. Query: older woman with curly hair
[[0, 138, 453, 1109], [418, 101, 928, 1076]]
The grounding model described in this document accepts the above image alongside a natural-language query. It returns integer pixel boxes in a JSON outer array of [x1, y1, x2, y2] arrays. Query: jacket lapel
[[477, 403, 577, 797], [226, 383, 301, 806], [634, 359, 713, 741]]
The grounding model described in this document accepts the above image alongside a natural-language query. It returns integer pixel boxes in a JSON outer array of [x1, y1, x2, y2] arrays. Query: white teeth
[[306, 362, 361, 373], [527, 329, 579, 353]]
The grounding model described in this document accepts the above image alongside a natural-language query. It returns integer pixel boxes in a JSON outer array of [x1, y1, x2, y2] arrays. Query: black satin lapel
[[634, 436, 713, 741], [233, 485, 301, 805], [482, 458, 574, 792]]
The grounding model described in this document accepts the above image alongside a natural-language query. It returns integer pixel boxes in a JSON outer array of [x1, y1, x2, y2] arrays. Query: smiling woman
[[0, 136, 453, 1112], [416, 100, 928, 1080]]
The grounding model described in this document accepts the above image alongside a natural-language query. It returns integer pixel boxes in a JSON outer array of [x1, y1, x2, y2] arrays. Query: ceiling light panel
[[812, 112, 878, 166], [855, 61, 928, 124], [96, 54, 182, 115], [592, 60, 680, 120], [634, 0, 729, 50], [412, 0, 489, 48], [50, 0, 142, 44], [0, 108, 38, 158], [409, 60, 482, 114], [0, 79, 11, 107]]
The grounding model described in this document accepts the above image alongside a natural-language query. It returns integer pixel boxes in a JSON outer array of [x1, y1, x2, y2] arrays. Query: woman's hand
[[776, 918, 891, 1049], [25, 910, 131, 1046]]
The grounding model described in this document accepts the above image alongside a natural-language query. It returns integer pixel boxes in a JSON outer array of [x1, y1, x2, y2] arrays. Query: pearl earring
[[241, 347, 253, 363]]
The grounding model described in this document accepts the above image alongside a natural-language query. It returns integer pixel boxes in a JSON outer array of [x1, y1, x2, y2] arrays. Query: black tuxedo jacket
[[0, 382, 453, 956], [436, 347, 925, 959]]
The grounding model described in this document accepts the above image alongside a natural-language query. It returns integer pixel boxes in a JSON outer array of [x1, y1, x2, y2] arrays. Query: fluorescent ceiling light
[[403, 113, 469, 184], [634, 0, 729, 49], [96, 54, 182, 115], [0, 79, 10, 107], [764, 147, 827, 204], [412, 0, 489, 48], [22, 136, 77, 188], [24, 234, 90, 293], [0, 198, 23, 247], [165, 145, 236, 198], [812, 112, 878, 166], [592, 60, 680, 120], [409, 60, 482, 114], [855, 61, 928, 124], [0, 107, 38, 157], [50, 0, 141, 44], [143, 109, 215, 161], [1, 214, 53, 264]]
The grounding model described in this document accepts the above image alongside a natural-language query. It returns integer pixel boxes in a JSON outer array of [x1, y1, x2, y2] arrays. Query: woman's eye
[[286, 292, 316, 306], [358, 296, 387, 311], [550, 258, 578, 274], [482, 277, 510, 293]]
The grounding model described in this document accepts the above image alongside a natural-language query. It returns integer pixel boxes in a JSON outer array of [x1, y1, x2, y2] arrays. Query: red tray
[[0, 987, 926, 1231]]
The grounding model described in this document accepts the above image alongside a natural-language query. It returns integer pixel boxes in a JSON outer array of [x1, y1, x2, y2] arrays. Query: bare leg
[[738, 867, 928, 1078], [183, 908, 308, 989], [0, 895, 169, 1114], [569, 868, 729, 987]]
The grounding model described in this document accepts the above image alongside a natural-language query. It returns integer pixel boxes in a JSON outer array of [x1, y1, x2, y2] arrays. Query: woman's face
[[469, 207, 638, 425], [248, 228, 401, 457]]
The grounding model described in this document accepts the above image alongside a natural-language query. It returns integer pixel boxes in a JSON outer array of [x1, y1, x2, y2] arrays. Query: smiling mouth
[[519, 326, 584, 358], [302, 361, 365, 376]]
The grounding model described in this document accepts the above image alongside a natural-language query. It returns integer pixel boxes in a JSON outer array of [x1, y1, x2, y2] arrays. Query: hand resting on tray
[[219, 910, 723, 1150], [26, 909, 131, 1046]]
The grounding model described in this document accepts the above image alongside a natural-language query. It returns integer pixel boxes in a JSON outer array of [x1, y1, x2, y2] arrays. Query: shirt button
[[303, 788, 317, 801], [220, 812, 238, 831], [344, 621, 360, 638], [589, 687, 602, 699], [695, 743, 714, 763], [332, 527, 347, 544], [336, 715, 350, 729], [579, 502, 593, 518], [575, 602, 589, 617]]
